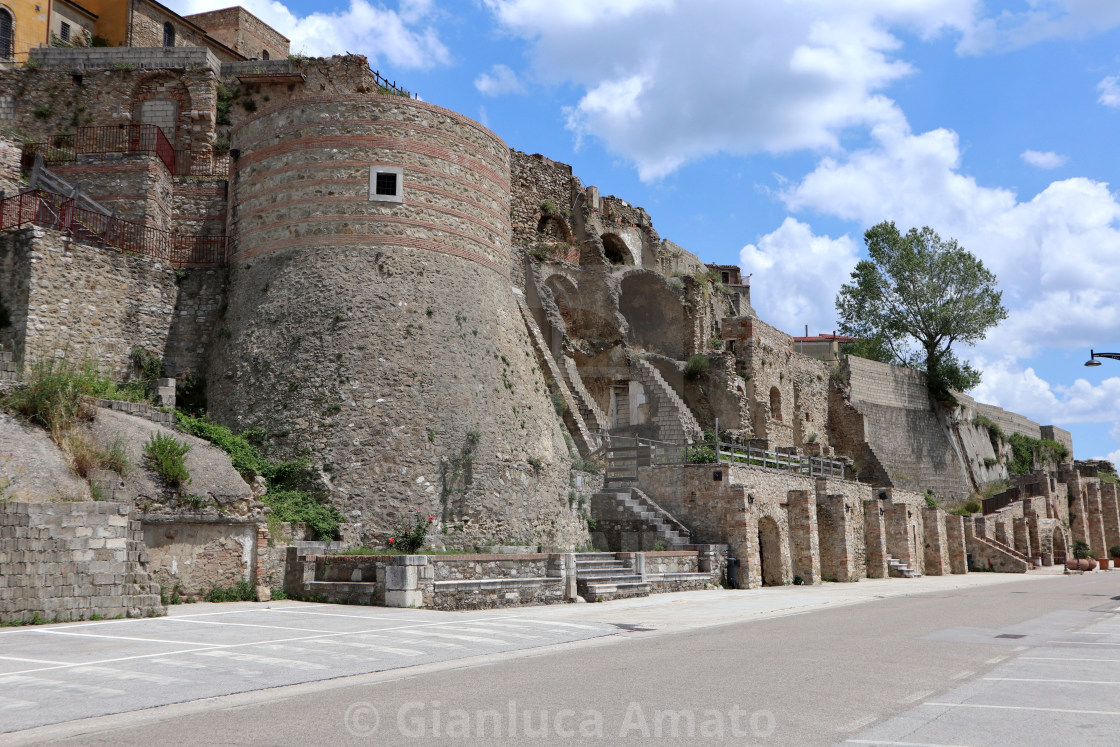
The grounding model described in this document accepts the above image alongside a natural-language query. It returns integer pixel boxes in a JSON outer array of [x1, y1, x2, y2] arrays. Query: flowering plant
[[389, 511, 435, 553]]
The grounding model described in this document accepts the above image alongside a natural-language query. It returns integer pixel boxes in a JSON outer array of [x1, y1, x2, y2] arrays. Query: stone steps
[[573, 551, 649, 602], [886, 553, 922, 579]]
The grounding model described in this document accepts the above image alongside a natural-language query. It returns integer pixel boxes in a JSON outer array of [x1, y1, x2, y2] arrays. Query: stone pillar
[[1027, 508, 1043, 559], [384, 556, 427, 608], [944, 513, 967, 574], [863, 498, 888, 578], [1068, 480, 1091, 548], [885, 503, 914, 567], [548, 552, 578, 601], [1086, 481, 1109, 558], [723, 501, 759, 589], [1102, 482, 1120, 556], [786, 490, 821, 584], [921, 507, 949, 576], [1013, 517, 1031, 559], [817, 494, 855, 582]]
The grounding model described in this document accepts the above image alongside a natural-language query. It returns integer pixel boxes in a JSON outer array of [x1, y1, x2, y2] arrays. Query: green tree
[[836, 221, 1007, 400]]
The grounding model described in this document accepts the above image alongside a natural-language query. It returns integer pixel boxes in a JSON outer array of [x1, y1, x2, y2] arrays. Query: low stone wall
[[141, 515, 260, 599], [0, 501, 164, 623]]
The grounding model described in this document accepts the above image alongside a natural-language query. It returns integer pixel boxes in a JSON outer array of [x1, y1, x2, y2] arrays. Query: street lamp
[[1084, 349, 1120, 367]]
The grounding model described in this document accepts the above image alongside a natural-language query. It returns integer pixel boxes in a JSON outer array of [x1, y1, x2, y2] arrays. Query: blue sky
[[173, 0, 1120, 465]]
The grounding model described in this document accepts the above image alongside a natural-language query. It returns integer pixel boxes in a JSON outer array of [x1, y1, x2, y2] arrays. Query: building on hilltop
[[792, 331, 856, 362]]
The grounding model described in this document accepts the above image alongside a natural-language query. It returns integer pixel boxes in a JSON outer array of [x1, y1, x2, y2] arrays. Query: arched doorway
[[758, 516, 786, 586], [1052, 528, 1068, 566]]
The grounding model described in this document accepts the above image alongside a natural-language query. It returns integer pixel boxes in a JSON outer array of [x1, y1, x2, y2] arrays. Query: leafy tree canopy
[[836, 221, 1008, 400]]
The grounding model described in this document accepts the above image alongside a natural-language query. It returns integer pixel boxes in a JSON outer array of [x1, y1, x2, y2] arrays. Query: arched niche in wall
[[132, 72, 191, 148], [619, 271, 685, 359], [769, 386, 782, 421], [601, 232, 634, 266], [537, 214, 573, 243]]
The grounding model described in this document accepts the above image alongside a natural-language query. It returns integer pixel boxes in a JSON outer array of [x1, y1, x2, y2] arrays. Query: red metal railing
[[21, 124, 229, 178], [0, 190, 227, 267]]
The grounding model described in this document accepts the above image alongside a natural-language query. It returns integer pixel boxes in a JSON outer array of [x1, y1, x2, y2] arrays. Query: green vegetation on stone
[[143, 432, 191, 488]]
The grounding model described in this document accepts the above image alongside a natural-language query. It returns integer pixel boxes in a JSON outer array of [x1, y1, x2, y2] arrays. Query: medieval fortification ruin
[[0, 4, 1113, 621]]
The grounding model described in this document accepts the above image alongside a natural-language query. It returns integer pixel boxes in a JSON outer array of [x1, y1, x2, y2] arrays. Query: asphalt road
[[4, 571, 1119, 746]]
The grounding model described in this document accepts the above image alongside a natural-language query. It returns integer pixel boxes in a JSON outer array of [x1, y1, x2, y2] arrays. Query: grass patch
[[176, 413, 342, 540], [684, 354, 710, 379], [204, 580, 256, 602], [144, 432, 191, 488]]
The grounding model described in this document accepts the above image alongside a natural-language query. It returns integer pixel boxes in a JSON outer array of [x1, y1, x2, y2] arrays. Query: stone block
[[384, 589, 423, 608], [385, 565, 418, 590]]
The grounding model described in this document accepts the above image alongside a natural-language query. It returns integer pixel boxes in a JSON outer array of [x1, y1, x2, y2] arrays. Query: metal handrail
[[21, 124, 230, 177], [0, 189, 228, 267]]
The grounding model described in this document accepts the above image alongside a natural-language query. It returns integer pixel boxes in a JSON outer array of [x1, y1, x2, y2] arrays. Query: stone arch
[[619, 271, 685, 359], [537, 214, 572, 243], [545, 274, 579, 335], [758, 515, 788, 586], [0, 8, 13, 60], [1051, 527, 1068, 566], [769, 386, 782, 421], [601, 232, 634, 266], [132, 73, 191, 148], [262, 49, 270, 60]]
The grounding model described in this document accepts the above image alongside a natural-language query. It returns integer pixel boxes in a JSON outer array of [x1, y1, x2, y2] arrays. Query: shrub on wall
[[143, 432, 191, 488]]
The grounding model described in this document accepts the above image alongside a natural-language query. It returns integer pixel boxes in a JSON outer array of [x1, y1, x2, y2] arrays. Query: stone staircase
[[631, 357, 702, 443], [886, 553, 922, 578], [515, 297, 598, 456], [591, 488, 693, 549], [575, 552, 650, 601], [561, 354, 609, 434]]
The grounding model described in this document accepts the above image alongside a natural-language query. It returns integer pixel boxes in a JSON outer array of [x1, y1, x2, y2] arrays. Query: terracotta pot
[[1067, 558, 1099, 571], [1099, 558, 1112, 570]]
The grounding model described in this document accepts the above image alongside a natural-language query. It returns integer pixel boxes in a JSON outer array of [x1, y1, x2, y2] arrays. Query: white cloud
[[1098, 75, 1120, 108], [1021, 149, 1067, 169], [482, 0, 976, 180], [780, 116, 1120, 361], [169, 0, 449, 69], [738, 218, 860, 336], [474, 64, 526, 96], [958, 1, 1120, 55]]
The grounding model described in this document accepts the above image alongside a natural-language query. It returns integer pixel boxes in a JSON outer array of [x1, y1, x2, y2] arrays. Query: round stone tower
[[210, 94, 586, 548]]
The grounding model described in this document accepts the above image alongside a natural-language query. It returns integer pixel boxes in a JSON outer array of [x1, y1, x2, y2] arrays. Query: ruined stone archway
[[1052, 527, 1068, 566], [769, 386, 782, 421], [758, 515, 787, 586], [132, 72, 191, 148], [537, 214, 573, 243], [601, 233, 634, 266]]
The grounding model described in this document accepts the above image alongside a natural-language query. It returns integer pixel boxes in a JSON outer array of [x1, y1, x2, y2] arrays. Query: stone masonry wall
[[510, 150, 578, 259], [211, 94, 587, 549], [0, 226, 221, 379], [141, 517, 258, 599], [0, 501, 164, 623], [185, 7, 290, 60], [52, 153, 174, 230]]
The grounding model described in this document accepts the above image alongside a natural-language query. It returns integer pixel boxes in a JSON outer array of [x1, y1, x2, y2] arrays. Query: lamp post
[[1084, 349, 1120, 367]]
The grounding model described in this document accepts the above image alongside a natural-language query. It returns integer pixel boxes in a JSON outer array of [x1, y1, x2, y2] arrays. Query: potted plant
[[1068, 540, 1098, 571]]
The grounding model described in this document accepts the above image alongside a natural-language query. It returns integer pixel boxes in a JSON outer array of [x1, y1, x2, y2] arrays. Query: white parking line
[[985, 676, 1120, 685], [396, 629, 507, 645], [1047, 640, 1120, 646], [0, 655, 73, 665], [159, 618, 337, 634], [924, 702, 1120, 716], [32, 630, 214, 647], [0, 614, 605, 679], [949, 670, 974, 680], [1022, 656, 1120, 663], [898, 689, 934, 704], [846, 740, 977, 747]]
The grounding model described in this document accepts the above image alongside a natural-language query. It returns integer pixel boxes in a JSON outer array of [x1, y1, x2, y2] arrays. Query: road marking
[[837, 715, 877, 732], [1022, 656, 1120, 663], [0, 614, 587, 678], [925, 702, 1120, 716], [846, 740, 977, 747], [502, 618, 600, 630], [0, 655, 73, 665], [985, 655, 1008, 664], [950, 670, 974, 680], [30, 630, 214, 647], [3, 674, 126, 696], [396, 629, 507, 645], [0, 605, 335, 635], [69, 665, 186, 685], [159, 618, 338, 634], [0, 696, 36, 711], [985, 677, 1120, 685], [447, 623, 543, 639], [311, 638, 422, 656], [266, 608, 401, 622], [1047, 640, 1120, 646], [192, 650, 330, 670], [898, 689, 934, 704]]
